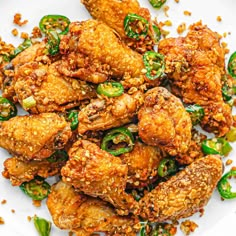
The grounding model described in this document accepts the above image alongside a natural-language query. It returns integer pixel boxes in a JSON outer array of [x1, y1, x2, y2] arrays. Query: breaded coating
[[14, 61, 96, 113], [78, 91, 144, 134], [59, 20, 146, 83], [0, 113, 72, 161], [61, 140, 136, 215], [120, 141, 163, 188], [81, 0, 156, 53], [47, 181, 140, 236], [158, 22, 233, 136], [2, 156, 66, 186], [138, 87, 192, 156], [135, 155, 223, 222]]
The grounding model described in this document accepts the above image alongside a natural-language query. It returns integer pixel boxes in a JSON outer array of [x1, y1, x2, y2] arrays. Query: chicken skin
[[47, 181, 140, 236], [158, 22, 233, 136], [78, 91, 144, 134], [2, 155, 66, 186], [81, 0, 157, 53], [0, 113, 72, 161], [135, 155, 223, 222], [61, 140, 136, 215], [138, 87, 192, 156], [59, 20, 147, 84]]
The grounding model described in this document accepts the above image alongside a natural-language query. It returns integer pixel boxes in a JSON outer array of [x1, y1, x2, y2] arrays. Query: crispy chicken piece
[[0, 113, 72, 161], [61, 140, 136, 215], [158, 22, 233, 136], [47, 181, 140, 236], [135, 155, 223, 222], [2, 155, 66, 186], [138, 87, 192, 156], [58, 20, 147, 84], [120, 141, 163, 188], [78, 91, 144, 134], [81, 0, 157, 53]]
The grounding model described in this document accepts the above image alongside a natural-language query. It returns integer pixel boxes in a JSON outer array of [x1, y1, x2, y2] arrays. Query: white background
[[0, 0, 236, 235]]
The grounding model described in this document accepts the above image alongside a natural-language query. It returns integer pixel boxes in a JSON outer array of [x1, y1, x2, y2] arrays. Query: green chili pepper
[[158, 158, 177, 177], [225, 127, 236, 142], [143, 51, 165, 80], [0, 97, 17, 121], [101, 127, 134, 156], [124, 13, 149, 40], [149, 0, 167, 9], [9, 39, 32, 60], [46, 30, 60, 56], [33, 216, 51, 236], [140, 222, 148, 236], [97, 82, 124, 97], [152, 24, 161, 43], [46, 150, 68, 163], [39, 15, 70, 35], [228, 51, 236, 79], [202, 138, 232, 156], [20, 177, 51, 200], [185, 104, 205, 125], [67, 110, 79, 131], [217, 170, 236, 199]]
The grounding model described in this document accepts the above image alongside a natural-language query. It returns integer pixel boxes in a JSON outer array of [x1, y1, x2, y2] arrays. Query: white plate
[[0, 0, 236, 235]]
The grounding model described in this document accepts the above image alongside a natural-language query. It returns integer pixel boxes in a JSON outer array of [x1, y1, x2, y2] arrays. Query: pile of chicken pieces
[[0, 0, 232, 235]]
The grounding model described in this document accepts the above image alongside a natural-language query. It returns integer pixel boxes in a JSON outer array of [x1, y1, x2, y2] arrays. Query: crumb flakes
[[184, 11, 192, 16], [164, 20, 172, 26], [163, 6, 170, 17], [226, 159, 233, 166], [11, 28, 18, 37], [27, 216, 32, 222], [177, 23, 186, 34], [13, 13, 28, 26], [180, 220, 198, 235], [31, 26, 42, 39], [217, 16, 222, 22], [175, 0, 180, 3], [1, 199, 7, 205], [11, 209, 15, 213], [0, 217, 5, 225], [20, 32, 29, 40], [32, 199, 42, 207]]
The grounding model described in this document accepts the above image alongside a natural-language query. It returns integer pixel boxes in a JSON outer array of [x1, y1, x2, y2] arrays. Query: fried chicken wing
[[78, 91, 144, 134], [58, 20, 147, 84], [81, 0, 157, 53], [138, 87, 192, 156], [2, 155, 66, 186], [158, 22, 233, 136], [61, 140, 136, 215], [135, 155, 223, 222], [0, 113, 72, 161], [47, 181, 140, 236]]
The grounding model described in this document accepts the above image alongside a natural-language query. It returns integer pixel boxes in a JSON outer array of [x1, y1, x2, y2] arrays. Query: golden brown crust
[[138, 87, 192, 156], [0, 113, 72, 161], [135, 155, 223, 222]]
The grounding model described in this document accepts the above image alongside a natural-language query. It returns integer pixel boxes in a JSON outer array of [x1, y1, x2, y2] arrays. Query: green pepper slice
[[228, 51, 236, 79], [217, 170, 236, 199], [9, 39, 32, 60], [46, 30, 60, 56], [101, 127, 134, 156], [97, 82, 124, 97], [0, 97, 17, 121], [185, 104, 205, 125], [33, 216, 51, 236], [143, 51, 165, 80], [20, 177, 51, 200], [67, 110, 79, 131], [202, 138, 232, 156], [149, 0, 167, 9], [152, 24, 161, 43], [124, 13, 149, 40], [46, 150, 68, 163], [39, 15, 70, 35], [158, 158, 177, 177]]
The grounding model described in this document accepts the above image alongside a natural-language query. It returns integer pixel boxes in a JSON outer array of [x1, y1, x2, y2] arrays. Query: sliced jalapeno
[[185, 104, 205, 125], [149, 0, 167, 9], [228, 51, 236, 79], [158, 158, 177, 177], [46, 150, 68, 163], [101, 127, 134, 156], [67, 110, 79, 131], [46, 30, 60, 56], [124, 13, 149, 40], [9, 39, 32, 60], [152, 24, 161, 43], [39, 15, 70, 35], [34, 216, 51, 236], [0, 97, 17, 121], [202, 138, 232, 156], [20, 177, 51, 200], [143, 51, 165, 80], [217, 170, 236, 199], [97, 82, 124, 97]]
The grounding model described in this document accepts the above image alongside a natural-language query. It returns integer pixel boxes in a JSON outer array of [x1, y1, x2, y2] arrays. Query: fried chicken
[[47, 181, 140, 236], [61, 140, 136, 215], [158, 22, 233, 136], [81, 0, 157, 53], [0, 113, 72, 161], [138, 87, 192, 156], [135, 155, 223, 222], [78, 91, 144, 134]]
